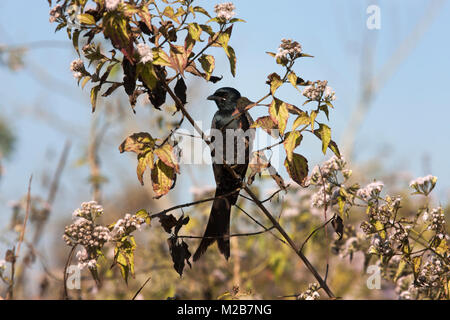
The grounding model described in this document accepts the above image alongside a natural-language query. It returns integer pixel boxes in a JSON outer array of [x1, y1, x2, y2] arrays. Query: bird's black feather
[[193, 87, 252, 261]]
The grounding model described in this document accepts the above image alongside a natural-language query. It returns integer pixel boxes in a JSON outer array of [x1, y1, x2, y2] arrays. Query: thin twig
[[235, 204, 286, 245], [300, 215, 335, 252], [131, 276, 151, 300], [177, 226, 276, 239], [149, 187, 242, 219], [63, 246, 76, 300]]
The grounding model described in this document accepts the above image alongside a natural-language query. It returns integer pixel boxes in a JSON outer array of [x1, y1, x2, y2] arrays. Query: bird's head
[[207, 87, 241, 112]]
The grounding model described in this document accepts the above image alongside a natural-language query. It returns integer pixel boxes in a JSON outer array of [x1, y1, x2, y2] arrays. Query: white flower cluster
[[392, 228, 408, 243], [423, 207, 446, 235], [72, 201, 104, 220], [0, 259, 6, 270], [111, 213, 145, 238], [214, 2, 236, 21], [410, 174, 437, 196], [310, 156, 347, 209], [311, 185, 339, 208], [370, 235, 392, 255], [416, 255, 448, 289], [275, 38, 302, 61], [49, 5, 62, 23], [303, 80, 336, 102], [70, 58, 84, 80], [76, 248, 97, 270], [136, 43, 153, 64], [106, 0, 122, 11], [64, 201, 110, 270], [338, 234, 366, 260], [356, 181, 384, 201], [297, 283, 320, 300], [63, 217, 111, 248], [310, 156, 346, 183]]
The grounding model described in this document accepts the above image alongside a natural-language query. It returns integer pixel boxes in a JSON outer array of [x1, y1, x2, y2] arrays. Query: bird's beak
[[207, 95, 225, 101]]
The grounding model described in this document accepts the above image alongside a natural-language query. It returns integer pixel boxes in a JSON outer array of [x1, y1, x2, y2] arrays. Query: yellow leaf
[[137, 151, 154, 185], [199, 54, 215, 80], [292, 114, 310, 130], [267, 73, 283, 95], [152, 48, 171, 66], [317, 123, 331, 155], [269, 98, 289, 135], [188, 23, 202, 41], [435, 239, 448, 256], [283, 131, 303, 162], [119, 132, 155, 154], [154, 144, 180, 173], [412, 256, 422, 277], [77, 13, 96, 25], [151, 160, 175, 198]]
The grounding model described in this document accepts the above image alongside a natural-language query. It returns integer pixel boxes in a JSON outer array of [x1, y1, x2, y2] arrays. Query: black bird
[[193, 87, 253, 261]]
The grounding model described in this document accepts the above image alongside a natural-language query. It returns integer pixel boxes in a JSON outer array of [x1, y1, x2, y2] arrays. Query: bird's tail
[[193, 188, 236, 261]]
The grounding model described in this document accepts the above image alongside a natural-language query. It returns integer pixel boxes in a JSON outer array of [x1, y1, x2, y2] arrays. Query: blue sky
[[0, 0, 449, 229]]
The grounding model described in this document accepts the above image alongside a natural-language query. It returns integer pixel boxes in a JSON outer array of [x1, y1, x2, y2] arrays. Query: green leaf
[[319, 104, 330, 120], [284, 153, 308, 187], [137, 63, 157, 89], [192, 6, 211, 18], [103, 12, 130, 50], [226, 46, 236, 77], [229, 18, 246, 23], [283, 131, 303, 162]]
